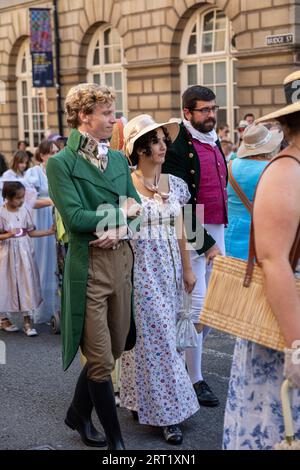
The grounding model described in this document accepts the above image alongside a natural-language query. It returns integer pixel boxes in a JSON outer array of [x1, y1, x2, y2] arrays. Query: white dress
[[25, 165, 58, 323], [0, 205, 42, 313], [120, 174, 199, 426]]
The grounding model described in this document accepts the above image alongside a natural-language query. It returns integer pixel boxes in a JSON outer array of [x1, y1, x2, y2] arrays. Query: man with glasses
[[163, 85, 228, 408]]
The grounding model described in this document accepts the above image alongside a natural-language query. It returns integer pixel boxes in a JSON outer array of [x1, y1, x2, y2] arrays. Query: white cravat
[[183, 120, 218, 147], [97, 141, 110, 171]]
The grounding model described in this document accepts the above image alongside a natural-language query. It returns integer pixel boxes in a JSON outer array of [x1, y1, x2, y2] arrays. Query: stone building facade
[[0, 0, 299, 156]]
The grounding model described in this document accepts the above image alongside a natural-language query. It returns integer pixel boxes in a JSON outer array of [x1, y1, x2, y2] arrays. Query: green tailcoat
[[46, 129, 141, 370]]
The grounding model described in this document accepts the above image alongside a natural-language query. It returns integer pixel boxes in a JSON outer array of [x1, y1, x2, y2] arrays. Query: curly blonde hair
[[65, 83, 116, 128]]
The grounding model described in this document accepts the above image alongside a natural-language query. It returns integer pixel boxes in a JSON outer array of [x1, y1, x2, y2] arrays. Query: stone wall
[[0, 0, 299, 156]]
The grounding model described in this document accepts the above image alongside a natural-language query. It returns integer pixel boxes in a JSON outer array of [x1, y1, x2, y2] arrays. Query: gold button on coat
[[190, 169, 195, 174], [189, 153, 194, 158]]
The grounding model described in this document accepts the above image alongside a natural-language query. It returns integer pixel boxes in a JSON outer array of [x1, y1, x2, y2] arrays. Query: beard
[[191, 116, 216, 134]]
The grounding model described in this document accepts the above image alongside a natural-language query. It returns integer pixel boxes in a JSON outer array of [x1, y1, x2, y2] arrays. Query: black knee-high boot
[[65, 365, 107, 447], [88, 378, 125, 450]]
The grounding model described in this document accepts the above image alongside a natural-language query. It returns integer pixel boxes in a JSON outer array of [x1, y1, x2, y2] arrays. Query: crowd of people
[[0, 70, 299, 450]]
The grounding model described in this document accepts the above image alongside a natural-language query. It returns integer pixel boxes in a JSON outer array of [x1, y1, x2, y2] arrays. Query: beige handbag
[[200, 155, 300, 351]]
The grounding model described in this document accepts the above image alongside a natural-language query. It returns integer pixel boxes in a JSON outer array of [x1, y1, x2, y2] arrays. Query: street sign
[[266, 33, 294, 46]]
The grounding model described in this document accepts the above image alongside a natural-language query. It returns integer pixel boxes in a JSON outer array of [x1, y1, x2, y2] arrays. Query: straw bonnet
[[256, 70, 300, 122], [123, 114, 179, 158], [237, 123, 283, 158]]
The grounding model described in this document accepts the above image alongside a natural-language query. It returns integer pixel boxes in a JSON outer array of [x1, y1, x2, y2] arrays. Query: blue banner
[[29, 8, 54, 87]]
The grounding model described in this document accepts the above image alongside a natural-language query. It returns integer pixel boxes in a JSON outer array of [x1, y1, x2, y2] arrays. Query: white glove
[[283, 347, 300, 389]]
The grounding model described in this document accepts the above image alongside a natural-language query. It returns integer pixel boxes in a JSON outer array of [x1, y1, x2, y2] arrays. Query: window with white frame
[[181, 8, 238, 140], [87, 26, 126, 118], [16, 39, 48, 149]]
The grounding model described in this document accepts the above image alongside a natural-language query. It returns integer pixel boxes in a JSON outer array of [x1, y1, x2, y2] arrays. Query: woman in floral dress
[[120, 115, 199, 445], [223, 71, 300, 450]]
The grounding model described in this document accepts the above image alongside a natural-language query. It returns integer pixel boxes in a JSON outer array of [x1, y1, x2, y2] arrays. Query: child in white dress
[[0, 182, 55, 336]]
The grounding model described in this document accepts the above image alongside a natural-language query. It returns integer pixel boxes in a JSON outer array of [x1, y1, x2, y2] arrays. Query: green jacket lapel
[[67, 129, 120, 195]]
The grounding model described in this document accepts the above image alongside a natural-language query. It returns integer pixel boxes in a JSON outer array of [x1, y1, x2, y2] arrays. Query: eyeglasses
[[191, 106, 219, 115]]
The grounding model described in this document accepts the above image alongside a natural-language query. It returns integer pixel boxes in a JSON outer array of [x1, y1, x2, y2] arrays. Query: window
[[16, 39, 48, 148], [181, 9, 237, 140], [87, 26, 126, 118]]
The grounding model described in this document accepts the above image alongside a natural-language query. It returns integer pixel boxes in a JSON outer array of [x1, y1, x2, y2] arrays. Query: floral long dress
[[223, 261, 300, 450], [120, 174, 199, 427]]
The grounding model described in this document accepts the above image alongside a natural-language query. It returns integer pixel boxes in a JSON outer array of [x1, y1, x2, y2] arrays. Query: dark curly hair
[[130, 127, 171, 166], [276, 111, 300, 136], [182, 85, 216, 110], [2, 181, 25, 200]]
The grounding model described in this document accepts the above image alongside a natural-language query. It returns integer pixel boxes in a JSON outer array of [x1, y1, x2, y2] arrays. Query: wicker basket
[[200, 255, 300, 351]]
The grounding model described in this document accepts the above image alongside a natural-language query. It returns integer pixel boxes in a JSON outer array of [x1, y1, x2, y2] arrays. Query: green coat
[[46, 129, 141, 370]]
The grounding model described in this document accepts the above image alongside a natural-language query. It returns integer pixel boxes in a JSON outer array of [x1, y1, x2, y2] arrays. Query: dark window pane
[[21, 53, 26, 73], [116, 91, 123, 111], [216, 62, 226, 83], [202, 32, 213, 53], [216, 11, 226, 30], [93, 48, 100, 65], [114, 72, 122, 90], [23, 98, 28, 113], [104, 28, 111, 46], [93, 74, 101, 85], [105, 72, 113, 87], [104, 47, 113, 64], [187, 64, 197, 86], [216, 85, 226, 106], [203, 63, 214, 85], [217, 108, 227, 128], [33, 132, 39, 147], [204, 11, 214, 31], [188, 34, 196, 55], [22, 81, 27, 96]]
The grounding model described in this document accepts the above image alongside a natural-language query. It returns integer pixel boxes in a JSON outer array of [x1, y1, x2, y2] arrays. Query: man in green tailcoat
[[47, 83, 141, 450]]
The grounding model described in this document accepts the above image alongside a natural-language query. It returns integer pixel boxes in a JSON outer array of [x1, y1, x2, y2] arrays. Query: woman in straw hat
[[119, 114, 199, 445], [225, 123, 283, 260], [223, 71, 300, 450]]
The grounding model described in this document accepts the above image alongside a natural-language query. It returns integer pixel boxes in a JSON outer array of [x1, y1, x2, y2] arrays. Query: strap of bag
[[228, 161, 252, 213], [244, 155, 300, 287]]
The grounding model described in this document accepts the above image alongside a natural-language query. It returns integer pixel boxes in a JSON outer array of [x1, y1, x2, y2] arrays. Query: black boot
[[88, 378, 125, 450], [65, 365, 107, 447]]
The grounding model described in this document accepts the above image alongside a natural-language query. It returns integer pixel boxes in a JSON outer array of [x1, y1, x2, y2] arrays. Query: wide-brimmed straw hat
[[123, 114, 179, 158], [237, 123, 283, 158], [256, 70, 300, 122]]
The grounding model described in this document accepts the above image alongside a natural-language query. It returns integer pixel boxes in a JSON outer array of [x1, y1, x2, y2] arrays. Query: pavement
[[0, 322, 235, 451]]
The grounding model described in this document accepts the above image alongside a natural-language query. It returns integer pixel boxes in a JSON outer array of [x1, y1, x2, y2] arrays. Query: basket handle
[[244, 155, 300, 287], [281, 379, 294, 442]]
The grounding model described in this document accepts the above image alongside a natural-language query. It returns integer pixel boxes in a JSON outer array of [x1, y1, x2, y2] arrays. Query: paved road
[[0, 321, 235, 450]]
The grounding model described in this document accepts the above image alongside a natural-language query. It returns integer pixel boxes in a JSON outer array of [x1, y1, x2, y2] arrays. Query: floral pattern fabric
[[120, 174, 199, 426], [223, 337, 300, 450]]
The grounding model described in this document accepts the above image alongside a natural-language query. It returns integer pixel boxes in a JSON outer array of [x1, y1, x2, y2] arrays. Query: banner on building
[[29, 8, 54, 87]]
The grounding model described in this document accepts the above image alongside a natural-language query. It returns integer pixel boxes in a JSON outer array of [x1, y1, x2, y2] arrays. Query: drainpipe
[[53, 0, 63, 136]]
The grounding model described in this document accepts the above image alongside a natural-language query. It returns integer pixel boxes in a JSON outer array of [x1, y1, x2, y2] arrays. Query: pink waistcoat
[[193, 139, 228, 224]]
